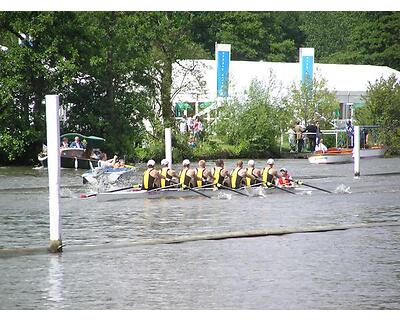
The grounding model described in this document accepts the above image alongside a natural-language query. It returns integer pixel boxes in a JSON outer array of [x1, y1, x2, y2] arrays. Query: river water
[[0, 157, 400, 309]]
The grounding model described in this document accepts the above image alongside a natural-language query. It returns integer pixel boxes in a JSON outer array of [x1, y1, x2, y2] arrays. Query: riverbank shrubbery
[[355, 75, 400, 155], [206, 80, 284, 159]]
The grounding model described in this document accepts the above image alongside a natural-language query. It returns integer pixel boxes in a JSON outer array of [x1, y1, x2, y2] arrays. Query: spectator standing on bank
[[288, 126, 296, 152], [315, 121, 322, 145], [294, 121, 305, 153], [193, 116, 204, 141], [346, 120, 354, 148], [187, 116, 194, 135], [179, 115, 188, 134], [305, 121, 317, 152]]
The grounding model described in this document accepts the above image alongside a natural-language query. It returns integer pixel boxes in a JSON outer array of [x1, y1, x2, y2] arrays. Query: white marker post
[[354, 125, 360, 178], [165, 128, 172, 169], [46, 95, 62, 253]]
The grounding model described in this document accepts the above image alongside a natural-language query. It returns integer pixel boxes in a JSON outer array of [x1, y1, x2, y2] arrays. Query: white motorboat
[[359, 146, 386, 158], [308, 146, 385, 164], [308, 148, 353, 164]]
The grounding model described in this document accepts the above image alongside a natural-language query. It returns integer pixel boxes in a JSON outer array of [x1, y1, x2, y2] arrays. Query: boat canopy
[[60, 133, 106, 148]]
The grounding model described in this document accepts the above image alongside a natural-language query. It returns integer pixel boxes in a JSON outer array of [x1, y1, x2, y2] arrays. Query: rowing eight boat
[[96, 185, 301, 202]]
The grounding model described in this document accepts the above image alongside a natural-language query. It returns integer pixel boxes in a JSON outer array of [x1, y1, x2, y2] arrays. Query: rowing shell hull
[[96, 186, 299, 202], [96, 188, 218, 201]]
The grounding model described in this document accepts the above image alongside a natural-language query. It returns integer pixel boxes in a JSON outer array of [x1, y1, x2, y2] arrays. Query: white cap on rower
[[267, 158, 275, 165], [182, 159, 190, 166], [147, 159, 156, 167], [161, 159, 169, 166], [248, 159, 255, 166], [280, 167, 287, 172]]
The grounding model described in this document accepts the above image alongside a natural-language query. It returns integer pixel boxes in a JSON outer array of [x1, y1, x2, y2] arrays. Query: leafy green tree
[[190, 12, 303, 62], [299, 12, 359, 63], [0, 12, 82, 163], [134, 13, 206, 129], [210, 77, 285, 158], [282, 74, 339, 128], [300, 12, 400, 70], [60, 12, 154, 158], [355, 75, 400, 154], [348, 12, 400, 71]]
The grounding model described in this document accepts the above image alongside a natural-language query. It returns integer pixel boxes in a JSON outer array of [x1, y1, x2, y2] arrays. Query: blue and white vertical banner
[[216, 43, 231, 98], [299, 47, 314, 85]]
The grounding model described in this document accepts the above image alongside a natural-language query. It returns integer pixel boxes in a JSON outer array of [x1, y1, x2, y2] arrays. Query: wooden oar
[[238, 182, 263, 190], [253, 178, 296, 195], [269, 184, 296, 195], [292, 179, 332, 194], [216, 184, 249, 197], [147, 182, 182, 193], [184, 185, 211, 198], [193, 183, 215, 190]]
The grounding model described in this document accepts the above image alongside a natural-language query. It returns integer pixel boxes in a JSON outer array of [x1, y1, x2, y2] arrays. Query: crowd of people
[[288, 119, 360, 154], [141, 158, 294, 191], [288, 120, 328, 153]]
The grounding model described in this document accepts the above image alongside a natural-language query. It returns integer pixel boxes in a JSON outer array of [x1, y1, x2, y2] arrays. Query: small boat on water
[[308, 148, 353, 164], [308, 146, 385, 164], [96, 185, 300, 202], [359, 146, 386, 158], [82, 166, 136, 185], [38, 133, 105, 169]]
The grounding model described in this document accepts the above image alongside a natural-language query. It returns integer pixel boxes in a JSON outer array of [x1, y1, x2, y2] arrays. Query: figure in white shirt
[[315, 138, 328, 153]]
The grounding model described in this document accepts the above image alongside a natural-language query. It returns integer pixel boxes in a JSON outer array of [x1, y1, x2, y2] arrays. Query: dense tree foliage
[[282, 75, 339, 128], [1, 11, 399, 164], [300, 12, 400, 70], [355, 75, 400, 154], [209, 78, 287, 158]]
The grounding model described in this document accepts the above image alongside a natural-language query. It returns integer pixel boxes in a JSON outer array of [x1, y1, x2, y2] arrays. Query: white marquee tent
[[172, 59, 400, 117]]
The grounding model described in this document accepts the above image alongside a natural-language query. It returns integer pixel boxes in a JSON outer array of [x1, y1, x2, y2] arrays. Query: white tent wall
[[172, 59, 400, 119]]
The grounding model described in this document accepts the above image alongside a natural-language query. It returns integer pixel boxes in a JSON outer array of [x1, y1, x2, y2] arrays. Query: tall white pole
[[354, 125, 360, 178], [165, 128, 172, 169], [46, 95, 62, 253]]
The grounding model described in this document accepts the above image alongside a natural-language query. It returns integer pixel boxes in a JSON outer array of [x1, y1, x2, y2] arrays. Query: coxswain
[[213, 159, 230, 189], [230, 160, 252, 189], [159, 159, 179, 188], [261, 158, 278, 188], [179, 159, 196, 189], [277, 168, 293, 187], [142, 159, 161, 190], [245, 159, 261, 186], [196, 159, 214, 188]]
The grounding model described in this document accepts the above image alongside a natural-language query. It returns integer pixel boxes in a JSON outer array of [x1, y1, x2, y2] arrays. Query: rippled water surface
[[1, 158, 400, 309]]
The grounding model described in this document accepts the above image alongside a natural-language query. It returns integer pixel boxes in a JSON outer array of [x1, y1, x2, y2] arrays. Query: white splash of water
[[334, 184, 352, 194], [218, 192, 232, 200]]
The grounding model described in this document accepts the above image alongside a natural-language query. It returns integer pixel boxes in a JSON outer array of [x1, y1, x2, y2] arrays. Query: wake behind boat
[[82, 166, 136, 186]]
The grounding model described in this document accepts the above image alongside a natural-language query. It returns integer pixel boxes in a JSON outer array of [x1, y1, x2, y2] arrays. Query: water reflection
[[45, 254, 64, 305]]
